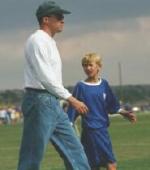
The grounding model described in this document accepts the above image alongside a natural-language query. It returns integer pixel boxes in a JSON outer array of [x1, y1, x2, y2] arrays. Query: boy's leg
[[17, 92, 58, 170], [50, 110, 90, 170]]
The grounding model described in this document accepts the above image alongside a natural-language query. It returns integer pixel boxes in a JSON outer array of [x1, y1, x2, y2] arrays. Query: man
[[17, 1, 90, 170]]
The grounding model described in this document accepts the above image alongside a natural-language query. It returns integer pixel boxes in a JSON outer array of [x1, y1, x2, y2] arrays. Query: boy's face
[[82, 61, 101, 78]]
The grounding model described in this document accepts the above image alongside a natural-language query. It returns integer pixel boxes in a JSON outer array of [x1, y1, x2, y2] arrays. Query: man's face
[[47, 14, 65, 33]]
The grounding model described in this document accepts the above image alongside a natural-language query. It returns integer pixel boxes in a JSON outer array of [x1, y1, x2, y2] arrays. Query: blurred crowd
[[0, 106, 22, 125], [0, 100, 150, 126]]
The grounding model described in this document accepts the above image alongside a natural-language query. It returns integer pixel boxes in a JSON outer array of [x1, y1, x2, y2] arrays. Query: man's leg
[[51, 110, 90, 170], [51, 140, 73, 170], [17, 92, 58, 170]]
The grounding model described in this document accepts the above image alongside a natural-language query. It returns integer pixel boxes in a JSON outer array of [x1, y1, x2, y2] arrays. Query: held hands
[[67, 96, 88, 115], [119, 109, 137, 123]]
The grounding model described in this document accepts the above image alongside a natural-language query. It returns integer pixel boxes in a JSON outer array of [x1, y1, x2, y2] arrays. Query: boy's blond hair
[[82, 53, 102, 67]]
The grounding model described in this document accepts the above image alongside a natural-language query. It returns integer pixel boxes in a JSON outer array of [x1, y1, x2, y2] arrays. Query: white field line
[[109, 111, 150, 117], [113, 143, 150, 146], [0, 143, 150, 151], [0, 146, 19, 150]]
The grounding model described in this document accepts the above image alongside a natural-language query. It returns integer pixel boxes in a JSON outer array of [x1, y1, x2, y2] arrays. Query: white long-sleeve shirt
[[24, 29, 71, 99]]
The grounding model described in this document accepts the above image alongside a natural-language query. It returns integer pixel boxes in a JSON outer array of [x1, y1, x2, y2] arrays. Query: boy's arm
[[118, 108, 137, 123], [67, 82, 88, 116], [105, 81, 136, 123], [67, 83, 88, 123]]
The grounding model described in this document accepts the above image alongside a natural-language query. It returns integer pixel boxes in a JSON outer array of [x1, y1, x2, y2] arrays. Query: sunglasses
[[48, 13, 64, 20]]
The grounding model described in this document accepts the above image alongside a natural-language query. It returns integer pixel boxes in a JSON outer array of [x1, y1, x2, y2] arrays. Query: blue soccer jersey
[[67, 79, 120, 128]]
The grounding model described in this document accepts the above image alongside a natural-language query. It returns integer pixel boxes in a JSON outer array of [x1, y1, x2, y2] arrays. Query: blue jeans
[[17, 89, 90, 170]]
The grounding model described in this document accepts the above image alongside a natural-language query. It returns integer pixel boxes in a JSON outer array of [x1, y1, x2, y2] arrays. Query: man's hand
[[119, 109, 137, 123], [67, 96, 88, 115]]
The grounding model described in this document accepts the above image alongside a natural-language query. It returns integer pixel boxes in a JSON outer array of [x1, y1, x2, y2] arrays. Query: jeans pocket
[[38, 94, 58, 110]]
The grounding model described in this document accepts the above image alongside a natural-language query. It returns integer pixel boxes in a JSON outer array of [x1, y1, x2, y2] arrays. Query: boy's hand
[[119, 109, 137, 123]]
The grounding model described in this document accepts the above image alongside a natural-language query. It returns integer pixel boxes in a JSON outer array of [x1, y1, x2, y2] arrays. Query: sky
[[0, 0, 150, 90]]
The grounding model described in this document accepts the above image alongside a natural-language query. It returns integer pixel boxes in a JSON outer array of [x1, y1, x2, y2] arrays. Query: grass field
[[0, 112, 150, 170]]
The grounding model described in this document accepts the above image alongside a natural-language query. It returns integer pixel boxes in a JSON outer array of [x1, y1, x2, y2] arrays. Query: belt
[[25, 87, 49, 93], [25, 87, 59, 100]]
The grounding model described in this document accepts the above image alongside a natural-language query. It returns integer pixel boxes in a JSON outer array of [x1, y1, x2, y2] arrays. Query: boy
[[67, 53, 136, 170]]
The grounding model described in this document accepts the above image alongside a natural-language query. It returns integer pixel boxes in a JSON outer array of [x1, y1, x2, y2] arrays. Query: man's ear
[[43, 16, 49, 23]]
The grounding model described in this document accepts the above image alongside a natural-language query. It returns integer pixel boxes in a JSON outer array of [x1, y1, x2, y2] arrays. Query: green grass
[[109, 112, 150, 170], [0, 112, 150, 170]]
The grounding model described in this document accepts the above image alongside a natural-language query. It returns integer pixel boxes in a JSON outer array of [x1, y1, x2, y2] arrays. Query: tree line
[[0, 85, 150, 106]]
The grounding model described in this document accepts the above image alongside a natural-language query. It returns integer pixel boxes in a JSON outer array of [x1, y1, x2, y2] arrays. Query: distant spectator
[[0, 109, 7, 124]]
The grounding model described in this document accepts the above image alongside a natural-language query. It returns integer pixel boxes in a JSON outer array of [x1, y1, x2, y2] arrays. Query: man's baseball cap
[[36, 1, 71, 19]]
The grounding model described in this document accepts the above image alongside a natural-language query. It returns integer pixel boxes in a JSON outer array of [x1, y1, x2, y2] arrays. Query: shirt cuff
[[118, 108, 124, 113]]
